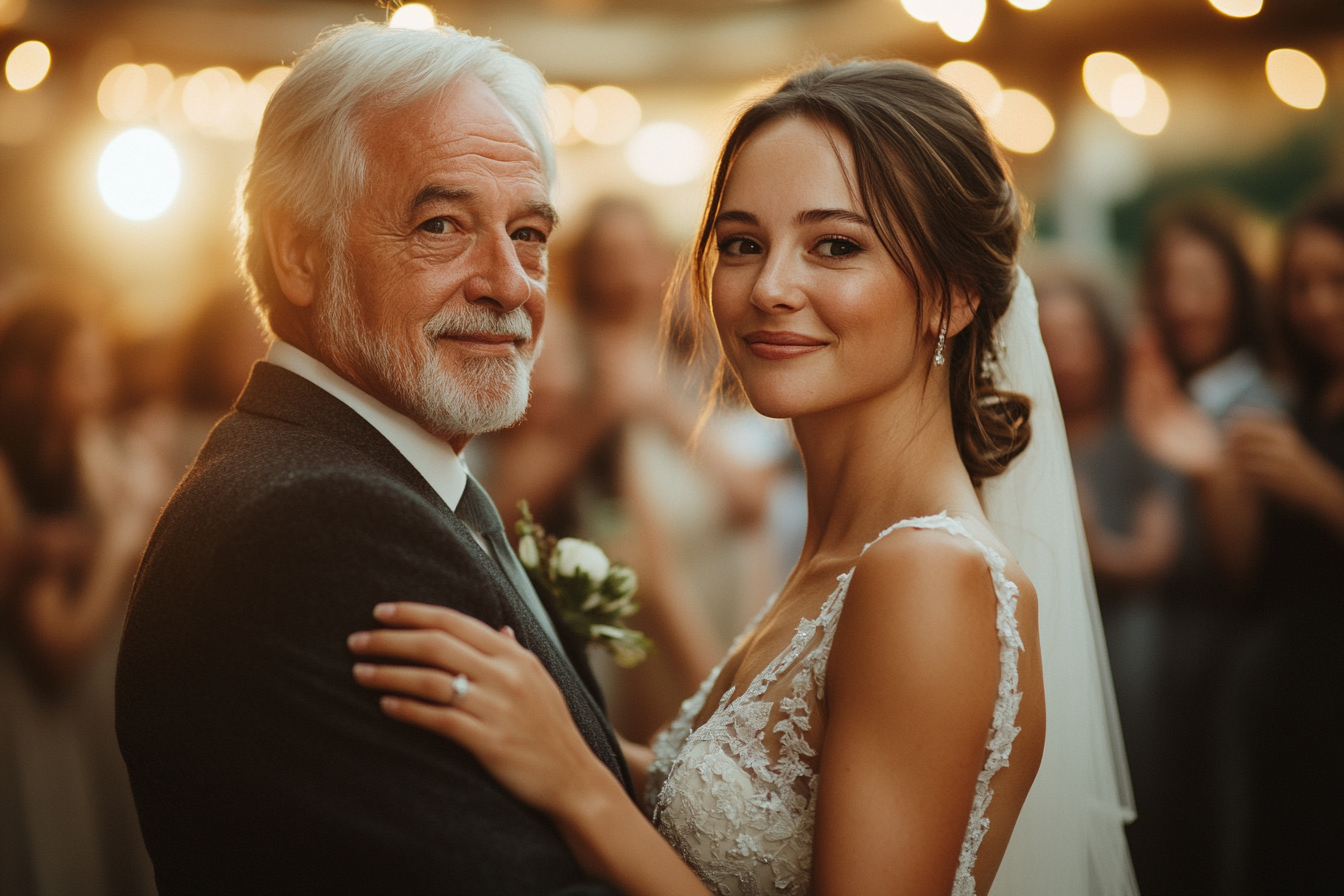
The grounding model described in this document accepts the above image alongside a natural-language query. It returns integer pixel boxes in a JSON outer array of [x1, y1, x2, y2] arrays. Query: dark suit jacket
[[116, 363, 631, 895]]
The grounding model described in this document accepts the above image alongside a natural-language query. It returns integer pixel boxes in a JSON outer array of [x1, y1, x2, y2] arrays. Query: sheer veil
[[982, 270, 1139, 896]]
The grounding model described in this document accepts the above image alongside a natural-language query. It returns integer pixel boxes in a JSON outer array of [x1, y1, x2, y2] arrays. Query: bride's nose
[[750, 251, 806, 313]]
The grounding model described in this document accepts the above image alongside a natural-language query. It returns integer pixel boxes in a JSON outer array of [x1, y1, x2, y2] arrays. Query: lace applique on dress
[[646, 513, 1023, 896]]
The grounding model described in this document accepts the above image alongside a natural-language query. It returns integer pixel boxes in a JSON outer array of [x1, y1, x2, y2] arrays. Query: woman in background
[[1036, 267, 1179, 890], [1232, 192, 1344, 892], [1124, 197, 1284, 892], [0, 292, 163, 896]]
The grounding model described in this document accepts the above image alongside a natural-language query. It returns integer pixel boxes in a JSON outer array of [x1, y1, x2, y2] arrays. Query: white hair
[[236, 21, 554, 332]]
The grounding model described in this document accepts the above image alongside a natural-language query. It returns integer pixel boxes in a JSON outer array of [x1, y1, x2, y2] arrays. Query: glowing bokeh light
[[1083, 52, 1142, 114], [5, 40, 50, 91], [1007, 0, 1050, 8], [1116, 75, 1170, 135], [182, 66, 253, 139], [0, 0, 29, 28], [938, 60, 1002, 115], [901, 0, 942, 24], [939, 0, 986, 42], [572, 85, 641, 145], [1109, 72, 1147, 118], [1266, 48, 1326, 109], [98, 64, 147, 119], [245, 66, 290, 130], [97, 128, 181, 221], [142, 64, 175, 115], [1209, 0, 1262, 16], [544, 84, 584, 146], [389, 4, 436, 30], [626, 122, 708, 186], [988, 89, 1054, 153], [98, 63, 172, 122]]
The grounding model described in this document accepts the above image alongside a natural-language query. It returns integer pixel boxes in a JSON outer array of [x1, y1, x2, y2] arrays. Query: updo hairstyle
[[689, 59, 1031, 484]]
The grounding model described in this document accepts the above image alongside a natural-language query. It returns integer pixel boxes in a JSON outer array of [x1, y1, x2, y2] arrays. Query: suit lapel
[[234, 363, 632, 793]]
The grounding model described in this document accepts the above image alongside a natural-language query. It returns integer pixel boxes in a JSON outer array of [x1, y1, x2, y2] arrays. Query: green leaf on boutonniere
[[514, 500, 652, 667]]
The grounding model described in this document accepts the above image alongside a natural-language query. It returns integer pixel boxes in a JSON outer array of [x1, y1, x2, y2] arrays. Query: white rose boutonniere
[[514, 501, 652, 668]]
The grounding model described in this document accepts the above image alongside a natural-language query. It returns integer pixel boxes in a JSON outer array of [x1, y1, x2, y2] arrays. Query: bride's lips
[[743, 330, 827, 360]]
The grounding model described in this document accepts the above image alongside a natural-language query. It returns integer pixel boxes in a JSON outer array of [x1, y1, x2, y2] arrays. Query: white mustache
[[425, 304, 533, 342]]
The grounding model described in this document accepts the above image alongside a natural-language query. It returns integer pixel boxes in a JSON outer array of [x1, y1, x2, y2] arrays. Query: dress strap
[[865, 512, 1025, 895]]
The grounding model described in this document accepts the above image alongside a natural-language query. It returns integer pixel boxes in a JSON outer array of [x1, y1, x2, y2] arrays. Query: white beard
[[313, 252, 535, 438]]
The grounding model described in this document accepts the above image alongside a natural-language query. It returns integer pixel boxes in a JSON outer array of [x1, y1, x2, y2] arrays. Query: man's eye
[[512, 227, 547, 244], [717, 236, 761, 257], [419, 218, 450, 234], [816, 237, 860, 258]]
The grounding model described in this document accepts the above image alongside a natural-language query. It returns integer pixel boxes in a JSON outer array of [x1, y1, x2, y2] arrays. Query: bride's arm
[[810, 530, 1044, 895], [348, 602, 710, 896]]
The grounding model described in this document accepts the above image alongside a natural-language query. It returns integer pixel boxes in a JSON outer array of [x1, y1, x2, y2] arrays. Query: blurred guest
[[1230, 192, 1344, 893], [1123, 196, 1285, 894], [0, 292, 162, 895], [1037, 269, 1180, 883], [164, 289, 268, 477], [482, 197, 783, 742], [1038, 269, 1181, 607]]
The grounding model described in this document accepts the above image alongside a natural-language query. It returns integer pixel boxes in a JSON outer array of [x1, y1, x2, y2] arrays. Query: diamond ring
[[449, 673, 471, 704]]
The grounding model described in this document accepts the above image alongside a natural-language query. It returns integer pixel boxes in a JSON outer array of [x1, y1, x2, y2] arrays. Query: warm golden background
[[1, 0, 1341, 334]]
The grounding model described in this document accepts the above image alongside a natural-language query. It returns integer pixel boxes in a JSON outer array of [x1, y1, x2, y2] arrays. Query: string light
[[938, 60, 1003, 115], [572, 85, 641, 145], [988, 89, 1054, 153], [5, 40, 50, 91], [626, 122, 708, 185], [97, 128, 181, 221], [1209, 0, 1262, 17], [1083, 52, 1142, 114], [1116, 75, 1170, 135], [1266, 48, 1326, 109], [389, 4, 436, 30]]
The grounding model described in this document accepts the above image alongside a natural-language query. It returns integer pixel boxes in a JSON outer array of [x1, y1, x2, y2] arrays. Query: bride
[[348, 60, 1136, 896]]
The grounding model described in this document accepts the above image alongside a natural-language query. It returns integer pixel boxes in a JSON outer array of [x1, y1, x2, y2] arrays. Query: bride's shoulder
[[841, 521, 1036, 651], [853, 522, 1000, 600], [825, 525, 1011, 727]]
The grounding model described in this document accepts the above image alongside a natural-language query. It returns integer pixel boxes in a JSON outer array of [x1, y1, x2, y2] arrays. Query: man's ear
[[264, 210, 323, 309]]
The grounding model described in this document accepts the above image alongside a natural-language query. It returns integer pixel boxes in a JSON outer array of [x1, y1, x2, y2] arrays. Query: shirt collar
[[266, 340, 468, 512]]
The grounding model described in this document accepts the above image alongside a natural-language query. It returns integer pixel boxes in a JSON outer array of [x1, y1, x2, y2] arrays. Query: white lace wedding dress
[[646, 513, 1024, 896]]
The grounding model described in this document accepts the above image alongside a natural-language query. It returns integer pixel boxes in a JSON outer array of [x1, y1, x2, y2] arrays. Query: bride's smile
[[711, 115, 947, 422]]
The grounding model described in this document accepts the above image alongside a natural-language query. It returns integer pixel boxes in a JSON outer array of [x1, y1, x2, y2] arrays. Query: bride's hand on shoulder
[[347, 602, 608, 816], [349, 603, 714, 896]]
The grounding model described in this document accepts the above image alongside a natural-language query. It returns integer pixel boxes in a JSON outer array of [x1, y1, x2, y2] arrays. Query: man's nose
[[463, 232, 533, 312]]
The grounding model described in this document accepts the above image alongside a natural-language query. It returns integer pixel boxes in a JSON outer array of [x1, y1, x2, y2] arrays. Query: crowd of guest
[[0, 280, 264, 895], [1037, 189, 1344, 895]]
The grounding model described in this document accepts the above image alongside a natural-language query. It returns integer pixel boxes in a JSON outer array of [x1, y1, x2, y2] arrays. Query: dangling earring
[[934, 319, 948, 367]]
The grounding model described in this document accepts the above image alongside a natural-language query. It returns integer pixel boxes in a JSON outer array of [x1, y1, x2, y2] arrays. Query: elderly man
[[116, 22, 630, 895]]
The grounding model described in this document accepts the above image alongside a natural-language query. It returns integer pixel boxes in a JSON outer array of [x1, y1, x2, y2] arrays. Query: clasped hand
[[348, 603, 607, 817]]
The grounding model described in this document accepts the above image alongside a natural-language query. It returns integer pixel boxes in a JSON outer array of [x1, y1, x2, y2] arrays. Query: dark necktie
[[455, 475, 564, 651]]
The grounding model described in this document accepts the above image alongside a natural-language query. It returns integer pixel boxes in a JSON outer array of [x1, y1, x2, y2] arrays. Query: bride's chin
[[738, 388, 810, 421]]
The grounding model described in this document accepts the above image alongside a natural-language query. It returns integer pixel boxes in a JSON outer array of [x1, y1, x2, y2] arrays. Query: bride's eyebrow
[[796, 208, 870, 227], [714, 208, 871, 229], [714, 209, 757, 227]]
